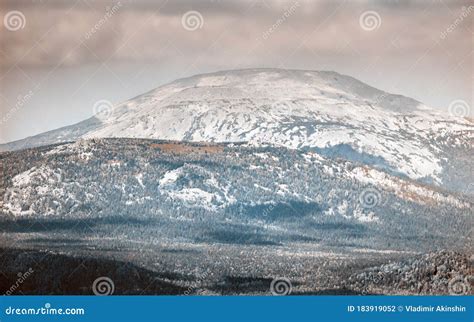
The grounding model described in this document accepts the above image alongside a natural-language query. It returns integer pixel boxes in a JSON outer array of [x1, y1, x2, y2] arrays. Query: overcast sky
[[0, 0, 472, 143]]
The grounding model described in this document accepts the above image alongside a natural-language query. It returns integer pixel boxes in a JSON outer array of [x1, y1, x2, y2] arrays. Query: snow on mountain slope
[[1, 139, 471, 252], [2, 69, 472, 184]]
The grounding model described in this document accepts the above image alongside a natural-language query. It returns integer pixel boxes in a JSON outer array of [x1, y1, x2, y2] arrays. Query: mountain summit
[[1, 70, 472, 295], [2, 69, 472, 185]]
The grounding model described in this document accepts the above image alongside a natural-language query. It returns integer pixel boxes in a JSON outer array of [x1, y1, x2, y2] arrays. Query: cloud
[[1, 0, 471, 68]]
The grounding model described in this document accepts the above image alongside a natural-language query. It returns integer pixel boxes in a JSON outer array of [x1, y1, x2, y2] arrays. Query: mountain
[[1, 138, 472, 295], [2, 69, 472, 190], [1, 69, 473, 295]]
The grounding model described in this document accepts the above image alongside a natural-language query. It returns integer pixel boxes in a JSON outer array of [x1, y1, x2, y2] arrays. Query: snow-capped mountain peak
[[2, 69, 472, 186]]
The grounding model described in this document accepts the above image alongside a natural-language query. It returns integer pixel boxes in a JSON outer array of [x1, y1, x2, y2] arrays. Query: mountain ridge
[[1, 69, 472, 188], [1, 69, 472, 295], [0, 68, 433, 151]]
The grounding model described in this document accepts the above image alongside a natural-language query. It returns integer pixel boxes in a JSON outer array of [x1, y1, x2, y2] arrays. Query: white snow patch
[[167, 188, 220, 211], [135, 173, 145, 188], [159, 167, 183, 186], [353, 208, 379, 222]]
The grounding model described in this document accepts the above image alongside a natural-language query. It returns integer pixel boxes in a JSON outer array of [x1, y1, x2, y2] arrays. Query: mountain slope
[[1, 66, 472, 295], [1, 69, 472, 187], [1, 139, 471, 252]]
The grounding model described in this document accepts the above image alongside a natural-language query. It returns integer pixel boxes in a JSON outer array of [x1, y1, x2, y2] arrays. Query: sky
[[0, 0, 472, 143]]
